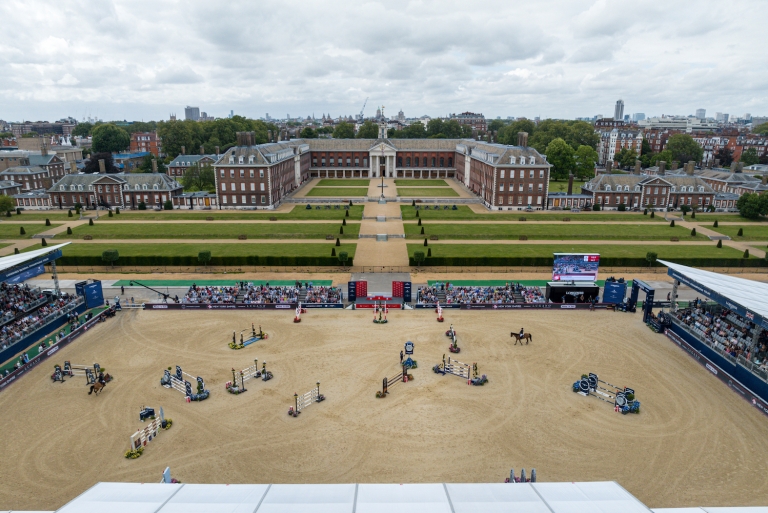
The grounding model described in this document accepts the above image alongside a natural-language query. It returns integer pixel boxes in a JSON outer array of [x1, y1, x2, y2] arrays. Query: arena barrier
[[63, 361, 100, 384], [161, 365, 210, 401], [0, 307, 108, 393], [415, 303, 615, 310], [129, 407, 165, 451], [145, 303, 342, 310], [572, 372, 639, 413], [288, 382, 325, 417]]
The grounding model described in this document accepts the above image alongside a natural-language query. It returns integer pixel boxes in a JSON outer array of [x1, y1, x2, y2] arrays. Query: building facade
[[48, 172, 183, 209], [449, 112, 487, 132], [0, 166, 51, 191], [130, 132, 162, 157], [582, 173, 716, 210], [167, 154, 217, 178]]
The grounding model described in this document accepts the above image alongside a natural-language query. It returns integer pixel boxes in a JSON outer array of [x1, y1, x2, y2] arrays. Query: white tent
[[0, 243, 70, 275]]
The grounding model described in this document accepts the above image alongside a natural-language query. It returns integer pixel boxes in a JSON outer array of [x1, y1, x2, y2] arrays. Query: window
[[250, 183, 255, 191], [251, 195, 256, 204], [142, 184, 148, 190], [346, 158, 351, 166], [240, 170, 244, 178], [229, 156, 234, 164], [259, 170, 264, 178], [654, 187, 659, 194], [538, 184, 543, 192], [355, 158, 360, 166], [249, 155, 254, 164], [223, 195, 228, 204], [220, 170, 225, 177], [105, 185, 110, 192], [363, 158, 368, 167], [518, 196, 523, 205], [249, 170, 254, 178], [260, 183, 265, 191], [521, 157, 526, 165], [312, 159, 317, 166], [527, 195, 532, 205], [528, 184, 533, 192], [69, 185, 75, 191], [231, 184, 236, 191], [397, 157, 402, 167], [321, 158, 326, 167], [536, 196, 542, 205], [510, 156, 516, 164], [671, 186, 676, 192], [240, 183, 245, 191], [529, 170, 534, 178], [499, 184, 504, 192], [153, 184, 159, 190], [241, 195, 246, 204], [330, 158, 335, 166], [440, 157, 444, 167], [500, 170, 505, 179], [221, 183, 226, 191], [539, 170, 544, 178], [652, 198, 657, 205], [261, 195, 266, 204], [431, 157, 436, 167], [530, 158, 535, 165], [518, 184, 523, 192], [519, 170, 524, 178], [230, 170, 235, 178], [634, 185, 640, 192], [238, 156, 244, 164], [406, 157, 411, 167], [78, 184, 83, 191], [60, 185, 65, 191]]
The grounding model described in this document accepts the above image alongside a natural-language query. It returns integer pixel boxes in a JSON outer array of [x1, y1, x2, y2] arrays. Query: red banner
[[392, 281, 404, 298], [355, 281, 367, 297]]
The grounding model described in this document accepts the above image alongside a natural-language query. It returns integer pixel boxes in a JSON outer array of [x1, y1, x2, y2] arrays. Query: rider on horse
[[519, 327, 524, 339]]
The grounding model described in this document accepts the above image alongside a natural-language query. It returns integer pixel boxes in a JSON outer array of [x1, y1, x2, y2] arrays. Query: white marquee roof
[[659, 259, 768, 321], [0, 242, 69, 275]]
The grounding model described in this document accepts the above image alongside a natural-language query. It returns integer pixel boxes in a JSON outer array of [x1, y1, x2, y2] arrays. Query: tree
[[426, 118, 445, 138], [646, 251, 657, 267], [666, 134, 703, 164], [182, 164, 215, 191], [736, 192, 768, 219], [299, 127, 318, 139], [198, 250, 212, 267], [715, 147, 734, 167], [137, 155, 167, 173], [92, 123, 130, 153], [356, 121, 379, 139], [332, 122, 355, 139], [544, 138, 575, 180], [753, 122, 768, 136], [573, 145, 598, 180], [741, 148, 759, 166], [83, 152, 119, 174], [338, 251, 349, 268], [497, 119, 536, 145], [163, 200, 173, 210], [0, 195, 14, 214], [402, 121, 426, 139], [487, 119, 507, 133], [72, 122, 93, 137], [615, 148, 638, 169], [413, 251, 426, 267], [101, 249, 119, 267]]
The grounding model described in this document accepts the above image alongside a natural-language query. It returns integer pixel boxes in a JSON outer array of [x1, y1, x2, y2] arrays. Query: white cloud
[[0, 0, 765, 121]]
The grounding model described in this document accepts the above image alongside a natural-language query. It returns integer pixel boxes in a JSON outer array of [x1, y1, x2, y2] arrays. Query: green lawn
[[316, 179, 371, 186], [0, 223, 60, 239], [6, 212, 73, 221], [25, 242, 356, 259], [400, 205, 663, 221], [711, 225, 768, 241], [691, 214, 768, 223], [305, 187, 369, 197], [395, 180, 448, 186], [548, 180, 587, 193], [98, 205, 365, 220], [406, 223, 706, 240], [408, 243, 749, 260], [63, 222, 358, 240], [397, 188, 459, 197]]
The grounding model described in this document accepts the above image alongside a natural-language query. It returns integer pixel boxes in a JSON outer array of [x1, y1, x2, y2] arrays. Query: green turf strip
[[305, 187, 369, 197], [425, 279, 629, 287], [400, 205, 663, 221], [406, 223, 707, 240], [99, 205, 365, 221], [711, 225, 768, 240], [112, 279, 333, 287], [63, 222, 358, 240], [397, 188, 459, 197], [395, 179, 448, 186], [316, 179, 371, 186], [0, 223, 60, 239], [0, 308, 107, 372]]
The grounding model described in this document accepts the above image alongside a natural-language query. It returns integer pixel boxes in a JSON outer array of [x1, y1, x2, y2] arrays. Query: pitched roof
[[48, 172, 182, 192], [28, 154, 60, 166], [0, 180, 21, 189], [0, 165, 47, 175], [168, 154, 217, 167]]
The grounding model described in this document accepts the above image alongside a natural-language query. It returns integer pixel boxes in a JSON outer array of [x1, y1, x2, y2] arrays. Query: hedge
[[58, 255, 353, 267], [409, 256, 767, 268]]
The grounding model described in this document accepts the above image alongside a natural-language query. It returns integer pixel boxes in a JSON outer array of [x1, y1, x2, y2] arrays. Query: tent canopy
[[0, 243, 69, 275], [660, 259, 768, 330]]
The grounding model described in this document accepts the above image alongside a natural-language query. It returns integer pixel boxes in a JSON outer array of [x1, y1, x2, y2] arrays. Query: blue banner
[[0, 250, 62, 283], [602, 282, 627, 304], [4, 264, 44, 284]]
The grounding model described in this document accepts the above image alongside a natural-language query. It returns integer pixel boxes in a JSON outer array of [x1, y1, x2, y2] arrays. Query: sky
[[1, 0, 766, 123]]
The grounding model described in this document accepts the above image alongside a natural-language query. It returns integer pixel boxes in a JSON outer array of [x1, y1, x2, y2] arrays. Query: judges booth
[[545, 282, 600, 303]]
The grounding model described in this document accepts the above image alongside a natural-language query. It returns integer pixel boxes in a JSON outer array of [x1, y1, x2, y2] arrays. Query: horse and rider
[[88, 371, 110, 395], [510, 327, 533, 345]]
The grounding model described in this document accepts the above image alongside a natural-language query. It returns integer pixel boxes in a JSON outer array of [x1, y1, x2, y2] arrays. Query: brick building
[[0, 180, 23, 196], [48, 172, 182, 210], [0, 166, 51, 191], [167, 154, 217, 178], [14, 191, 51, 210], [449, 112, 487, 132], [130, 132, 162, 157], [597, 128, 643, 164]]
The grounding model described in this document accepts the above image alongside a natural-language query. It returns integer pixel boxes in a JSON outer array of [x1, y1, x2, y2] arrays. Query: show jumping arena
[[2, 308, 768, 511]]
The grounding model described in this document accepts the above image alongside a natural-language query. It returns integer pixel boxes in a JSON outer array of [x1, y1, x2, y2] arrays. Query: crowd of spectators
[[0, 292, 82, 351], [183, 284, 240, 304], [673, 300, 768, 373], [417, 283, 546, 305], [303, 286, 342, 304], [242, 284, 299, 304], [0, 283, 46, 324]]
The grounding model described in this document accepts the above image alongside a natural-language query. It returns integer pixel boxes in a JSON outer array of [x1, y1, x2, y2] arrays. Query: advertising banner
[[147, 303, 298, 310], [0, 249, 62, 283], [552, 253, 600, 282], [602, 281, 627, 304]]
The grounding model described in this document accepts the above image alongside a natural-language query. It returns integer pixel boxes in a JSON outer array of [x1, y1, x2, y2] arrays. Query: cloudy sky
[[1, 0, 765, 122]]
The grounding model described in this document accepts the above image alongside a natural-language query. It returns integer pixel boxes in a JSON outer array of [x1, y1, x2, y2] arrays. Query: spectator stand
[[659, 260, 768, 416]]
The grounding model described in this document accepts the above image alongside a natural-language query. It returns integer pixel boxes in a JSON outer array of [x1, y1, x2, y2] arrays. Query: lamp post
[[316, 381, 320, 398]]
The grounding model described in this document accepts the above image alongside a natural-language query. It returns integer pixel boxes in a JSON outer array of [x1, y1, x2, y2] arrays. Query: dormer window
[[248, 155, 254, 164], [153, 184, 159, 190], [624, 186, 629, 192], [698, 186, 704, 192], [238, 156, 244, 164], [510, 156, 516, 164], [135, 184, 140, 190], [228, 156, 234, 164], [69, 185, 75, 191], [520, 157, 526, 165], [634, 186, 640, 192], [60, 185, 65, 191], [529, 157, 535, 165], [605, 185, 611, 191], [142, 184, 147, 190], [671, 186, 676, 192], [78, 185, 83, 191]]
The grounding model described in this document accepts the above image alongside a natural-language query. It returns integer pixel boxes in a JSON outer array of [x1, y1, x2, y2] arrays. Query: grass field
[[548, 180, 587, 193], [0, 223, 60, 239], [24, 242, 356, 259], [5, 212, 72, 221], [408, 243, 749, 260], [400, 205, 664, 221], [711, 225, 768, 240], [691, 214, 767, 223], [397, 188, 459, 197], [305, 187, 369, 197], [316, 179, 371, 186], [406, 223, 706, 240], [63, 222, 358, 240], [394, 179, 448, 186], [98, 205, 365, 220]]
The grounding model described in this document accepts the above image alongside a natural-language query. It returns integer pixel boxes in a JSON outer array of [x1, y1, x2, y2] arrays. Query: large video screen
[[552, 253, 600, 282]]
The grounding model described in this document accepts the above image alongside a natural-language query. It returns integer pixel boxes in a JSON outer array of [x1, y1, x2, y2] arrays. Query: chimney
[[98, 159, 106, 174], [181, 145, 186, 155], [671, 161, 679, 171], [200, 145, 204, 155], [634, 159, 641, 175], [714, 158, 720, 168], [686, 160, 695, 176], [761, 174, 768, 185], [268, 130, 273, 143], [730, 161, 738, 173], [40, 139, 48, 157], [567, 174, 574, 195], [215, 146, 220, 155], [605, 161, 613, 175], [737, 162, 744, 173], [151, 159, 158, 173], [69, 161, 76, 174], [658, 161, 666, 176], [517, 132, 528, 147]]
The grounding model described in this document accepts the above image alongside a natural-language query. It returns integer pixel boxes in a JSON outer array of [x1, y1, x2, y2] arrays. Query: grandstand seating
[[417, 283, 546, 305]]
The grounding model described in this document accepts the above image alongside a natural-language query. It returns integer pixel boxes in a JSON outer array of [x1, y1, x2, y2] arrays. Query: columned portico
[[369, 142, 397, 178]]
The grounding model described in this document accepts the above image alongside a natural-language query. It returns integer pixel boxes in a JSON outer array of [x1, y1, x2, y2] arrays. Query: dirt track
[[1, 309, 767, 510]]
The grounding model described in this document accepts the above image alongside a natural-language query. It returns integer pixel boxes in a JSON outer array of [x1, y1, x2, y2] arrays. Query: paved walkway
[[354, 180, 410, 266]]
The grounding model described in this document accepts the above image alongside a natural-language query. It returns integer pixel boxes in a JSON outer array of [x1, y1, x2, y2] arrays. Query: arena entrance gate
[[628, 279, 655, 322]]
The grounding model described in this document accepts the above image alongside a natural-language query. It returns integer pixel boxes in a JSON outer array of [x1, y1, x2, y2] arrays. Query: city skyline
[[0, 0, 766, 122]]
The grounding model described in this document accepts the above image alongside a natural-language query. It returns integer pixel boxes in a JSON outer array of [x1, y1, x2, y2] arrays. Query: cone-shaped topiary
[[427, 248, 432, 257], [691, 210, 696, 218], [643, 209, 648, 215], [345, 209, 349, 217], [108, 210, 113, 217], [424, 238, 428, 246], [89, 218, 94, 226], [14, 248, 19, 254], [670, 220, 675, 227], [420, 226, 425, 234], [650, 211, 655, 218], [418, 218, 422, 226], [713, 220, 718, 227], [348, 200, 352, 206], [45, 218, 51, 226], [116, 207, 120, 214], [331, 248, 336, 256], [41, 238, 47, 247], [412, 200, 416, 206], [416, 210, 419, 218], [66, 227, 72, 235], [717, 240, 722, 248], [342, 218, 347, 226], [743, 249, 750, 258], [19, 226, 25, 235], [738, 228, 743, 236], [691, 228, 696, 236], [335, 238, 340, 247], [339, 225, 344, 234], [68, 209, 73, 217]]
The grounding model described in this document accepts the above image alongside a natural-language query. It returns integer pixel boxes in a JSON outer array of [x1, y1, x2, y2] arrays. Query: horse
[[510, 332, 533, 345], [88, 374, 111, 395]]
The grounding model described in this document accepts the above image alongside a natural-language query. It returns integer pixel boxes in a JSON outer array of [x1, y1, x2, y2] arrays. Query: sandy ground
[[1, 309, 767, 510]]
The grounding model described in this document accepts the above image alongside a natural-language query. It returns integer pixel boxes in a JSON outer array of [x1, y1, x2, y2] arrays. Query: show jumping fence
[[442, 356, 471, 381], [380, 364, 408, 396], [64, 361, 100, 384], [129, 407, 165, 451], [289, 383, 324, 417]]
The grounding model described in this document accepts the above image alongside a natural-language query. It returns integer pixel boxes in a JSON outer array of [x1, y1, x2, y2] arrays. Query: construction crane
[[358, 97, 368, 122]]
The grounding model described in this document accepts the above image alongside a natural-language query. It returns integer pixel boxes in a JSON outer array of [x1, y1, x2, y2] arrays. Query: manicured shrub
[[89, 218, 94, 226], [66, 227, 72, 235], [670, 220, 675, 227], [423, 238, 428, 246], [335, 238, 340, 246], [342, 218, 347, 226], [713, 220, 718, 227], [331, 248, 336, 256], [420, 226, 424, 234], [691, 228, 696, 236], [717, 240, 722, 248], [45, 218, 51, 226], [738, 228, 743, 236], [41, 238, 47, 247], [19, 226, 25, 235], [68, 210, 73, 217], [743, 249, 750, 258]]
